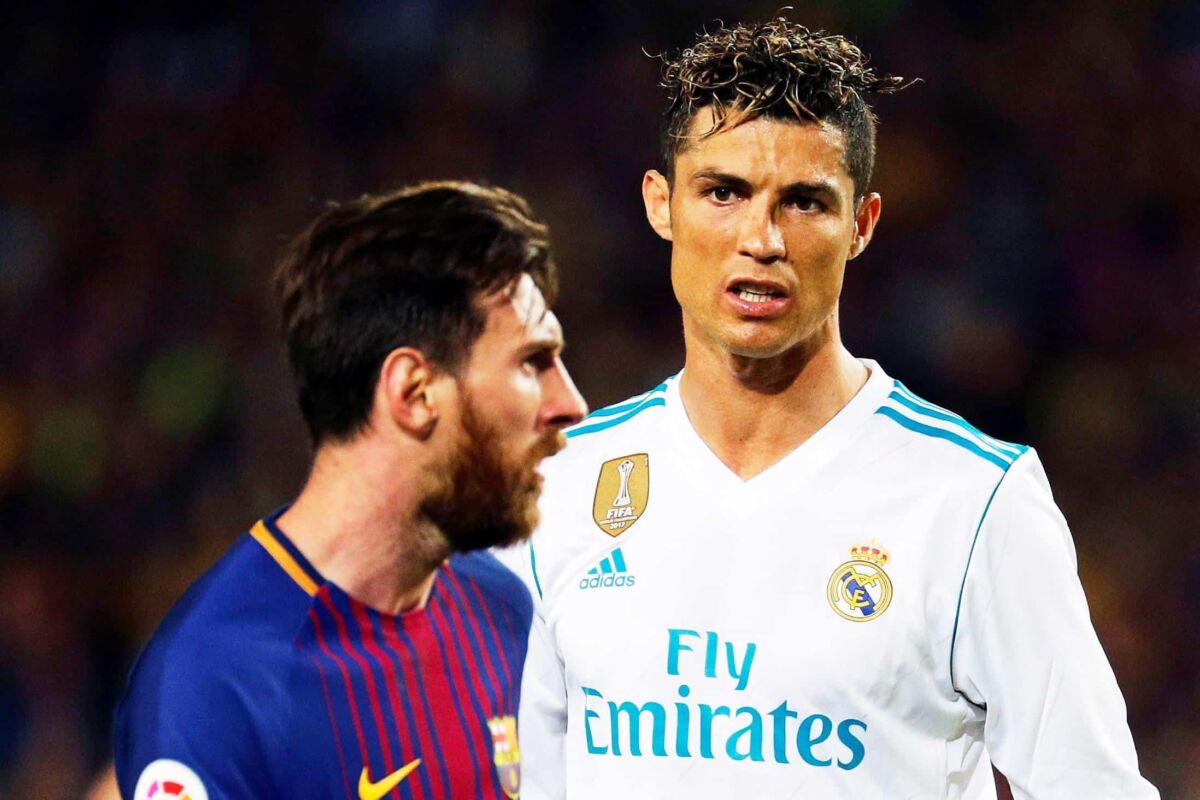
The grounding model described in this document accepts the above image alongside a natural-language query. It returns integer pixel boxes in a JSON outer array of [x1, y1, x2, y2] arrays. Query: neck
[[276, 439, 450, 615], [679, 315, 868, 480]]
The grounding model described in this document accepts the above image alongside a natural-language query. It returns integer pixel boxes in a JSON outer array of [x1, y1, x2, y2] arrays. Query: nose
[[544, 360, 588, 430], [737, 199, 785, 263]]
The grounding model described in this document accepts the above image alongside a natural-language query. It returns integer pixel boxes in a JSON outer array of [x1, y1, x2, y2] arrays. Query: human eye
[[786, 195, 825, 213], [522, 347, 558, 374], [703, 185, 741, 205]]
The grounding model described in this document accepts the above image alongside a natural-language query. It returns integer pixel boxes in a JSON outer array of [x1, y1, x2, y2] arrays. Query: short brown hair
[[274, 181, 556, 445], [658, 18, 910, 197]]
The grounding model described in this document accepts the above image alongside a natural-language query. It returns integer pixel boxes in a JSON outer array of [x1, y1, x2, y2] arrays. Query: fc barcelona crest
[[488, 715, 521, 799], [592, 454, 649, 537]]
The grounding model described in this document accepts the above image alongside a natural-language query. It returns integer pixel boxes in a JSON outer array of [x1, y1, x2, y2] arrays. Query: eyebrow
[[690, 171, 754, 194], [518, 334, 565, 360], [690, 170, 840, 202], [522, 308, 564, 348]]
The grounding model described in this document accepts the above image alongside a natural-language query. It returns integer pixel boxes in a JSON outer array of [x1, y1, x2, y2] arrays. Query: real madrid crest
[[592, 454, 649, 537], [827, 541, 893, 622], [488, 715, 521, 799]]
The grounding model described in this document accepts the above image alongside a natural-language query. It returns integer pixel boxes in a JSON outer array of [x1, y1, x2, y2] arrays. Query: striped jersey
[[498, 360, 1157, 799], [114, 507, 530, 800]]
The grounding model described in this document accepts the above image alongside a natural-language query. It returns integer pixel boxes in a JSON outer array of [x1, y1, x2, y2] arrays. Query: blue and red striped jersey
[[113, 507, 532, 800]]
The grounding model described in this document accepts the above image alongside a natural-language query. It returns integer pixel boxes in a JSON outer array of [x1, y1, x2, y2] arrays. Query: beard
[[419, 394, 565, 553]]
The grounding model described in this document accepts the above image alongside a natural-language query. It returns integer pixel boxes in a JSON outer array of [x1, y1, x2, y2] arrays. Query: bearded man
[[114, 181, 587, 800]]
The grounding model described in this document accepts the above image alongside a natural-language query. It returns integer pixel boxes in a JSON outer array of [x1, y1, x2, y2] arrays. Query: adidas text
[[580, 573, 637, 590]]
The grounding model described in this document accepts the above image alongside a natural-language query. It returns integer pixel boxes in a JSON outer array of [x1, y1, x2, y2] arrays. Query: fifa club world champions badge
[[827, 541, 894, 622], [488, 715, 521, 799], [592, 454, 649, 537]]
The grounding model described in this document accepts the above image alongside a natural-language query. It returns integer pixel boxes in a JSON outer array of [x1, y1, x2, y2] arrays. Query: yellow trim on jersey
[[250, 519, 318, 596]]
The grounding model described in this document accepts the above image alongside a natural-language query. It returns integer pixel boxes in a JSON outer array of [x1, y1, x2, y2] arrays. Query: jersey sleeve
[[113, 651, 274, 799], [519, 593, 568, 800], [497, 540, 568, 800], [951, 450, 1158, 799]]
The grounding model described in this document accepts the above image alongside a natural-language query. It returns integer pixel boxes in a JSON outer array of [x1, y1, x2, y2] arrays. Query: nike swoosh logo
[[358, 758, 422, 800]]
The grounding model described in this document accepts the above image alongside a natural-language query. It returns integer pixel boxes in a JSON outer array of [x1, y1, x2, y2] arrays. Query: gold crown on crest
[[850, 541, 890, 566]]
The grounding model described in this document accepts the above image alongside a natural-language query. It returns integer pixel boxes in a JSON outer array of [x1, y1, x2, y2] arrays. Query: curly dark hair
[[658, 18, 911, 198], [275, 181, 557, 445]]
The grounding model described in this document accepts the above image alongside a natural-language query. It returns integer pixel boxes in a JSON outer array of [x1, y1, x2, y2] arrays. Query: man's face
[[644, 113, 880, 360], [423, 274, 587, 551]]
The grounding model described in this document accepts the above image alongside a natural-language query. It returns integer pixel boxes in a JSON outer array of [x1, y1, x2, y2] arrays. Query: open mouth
[[724, 279, 792, 318], [733, 286, 783, 302], [728, 279, 788, 302]]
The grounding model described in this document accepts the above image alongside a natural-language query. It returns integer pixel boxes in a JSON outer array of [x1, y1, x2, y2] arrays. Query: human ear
[[378, 348, 438, 438], [848, 192, 882, 261], [642, 170, 674, 242]]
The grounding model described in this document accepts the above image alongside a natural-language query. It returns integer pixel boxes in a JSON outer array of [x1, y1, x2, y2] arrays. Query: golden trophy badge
[[592, 454, 649, 537]]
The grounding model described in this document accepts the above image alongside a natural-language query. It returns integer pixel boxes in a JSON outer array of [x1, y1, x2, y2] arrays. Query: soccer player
[[500, 19, 1159, 799], [113, 181, 587, 799]]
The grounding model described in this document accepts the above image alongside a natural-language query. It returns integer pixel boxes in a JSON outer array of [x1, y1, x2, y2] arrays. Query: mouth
[[727, 278, 789, 301], [724, 278, 792, 318]]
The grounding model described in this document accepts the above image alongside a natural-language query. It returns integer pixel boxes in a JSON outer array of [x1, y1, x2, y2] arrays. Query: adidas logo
[[578, 547, 636, 590]]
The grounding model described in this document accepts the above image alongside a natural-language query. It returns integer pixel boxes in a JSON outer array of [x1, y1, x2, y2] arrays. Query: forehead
[[677, 112, 851, 187], [475, 273, 561, 348]]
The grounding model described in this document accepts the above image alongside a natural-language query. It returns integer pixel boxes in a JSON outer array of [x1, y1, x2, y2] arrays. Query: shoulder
[[538, 375, 675, 525], [558, 377, 673, 452], [124, 532, 313, 690], [114, 531, 313, 793], [867, 377, 1030, 486], [863, 376, 1065, 574], [972, 446, 1069, 560], [520, 377, 674, 597], [446, 550, 534, 628]]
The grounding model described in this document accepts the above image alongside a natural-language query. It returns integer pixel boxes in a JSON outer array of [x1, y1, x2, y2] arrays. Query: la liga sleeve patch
[[132, 759, 209, 800]]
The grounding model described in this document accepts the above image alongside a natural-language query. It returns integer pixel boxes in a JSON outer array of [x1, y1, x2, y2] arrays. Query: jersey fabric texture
[[497, 360, 1157, 800], [114, 507, 531, 800]]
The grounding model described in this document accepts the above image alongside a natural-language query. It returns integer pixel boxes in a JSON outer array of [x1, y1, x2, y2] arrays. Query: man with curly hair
[[500, 18, 1157, 799]]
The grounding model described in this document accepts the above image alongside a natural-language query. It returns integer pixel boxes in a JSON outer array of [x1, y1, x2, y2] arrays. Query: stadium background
[[0, 1, 1197, 797]]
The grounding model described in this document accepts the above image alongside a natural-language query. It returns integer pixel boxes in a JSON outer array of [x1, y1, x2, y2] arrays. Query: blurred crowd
[[0, 0, 1197, 796]]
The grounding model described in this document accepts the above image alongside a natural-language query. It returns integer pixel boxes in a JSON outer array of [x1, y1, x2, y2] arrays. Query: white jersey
[[498, 360, 1156, 800]]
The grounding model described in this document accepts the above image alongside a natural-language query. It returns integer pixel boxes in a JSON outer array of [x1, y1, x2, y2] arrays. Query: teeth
[[737, 288, 777, 302]]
